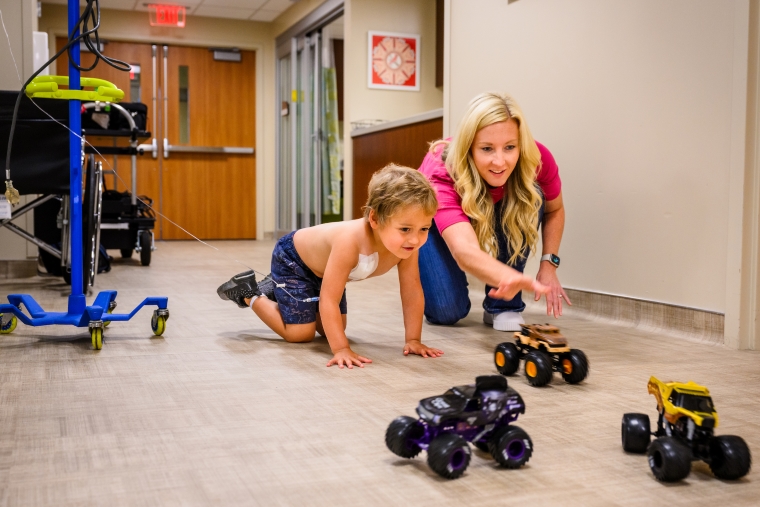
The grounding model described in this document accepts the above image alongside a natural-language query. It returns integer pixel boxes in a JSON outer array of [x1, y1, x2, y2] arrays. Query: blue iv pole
[[0, 0, 169, 349]]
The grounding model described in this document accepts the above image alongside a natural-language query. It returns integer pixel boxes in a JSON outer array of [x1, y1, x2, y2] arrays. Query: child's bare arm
[[320, 234, 372, 369], [398, 253, 443, 358]]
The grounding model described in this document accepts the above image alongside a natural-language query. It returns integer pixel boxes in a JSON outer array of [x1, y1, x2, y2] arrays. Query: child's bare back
[[294, 219, 401, 280], [217, 164, 444, 370]]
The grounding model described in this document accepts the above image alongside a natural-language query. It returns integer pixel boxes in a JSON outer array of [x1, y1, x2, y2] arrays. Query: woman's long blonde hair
[[431, 92, 542, 264]]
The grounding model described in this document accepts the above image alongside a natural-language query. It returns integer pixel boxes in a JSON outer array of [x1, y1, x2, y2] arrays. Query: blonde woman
[[418, 92, 566, 331]]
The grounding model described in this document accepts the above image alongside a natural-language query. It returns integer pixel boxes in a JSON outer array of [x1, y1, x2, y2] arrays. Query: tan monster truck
[[494, 324, 589, 387]]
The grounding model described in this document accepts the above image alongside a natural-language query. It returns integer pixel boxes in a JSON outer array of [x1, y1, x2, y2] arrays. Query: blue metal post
[[67, 0, 85, 313]]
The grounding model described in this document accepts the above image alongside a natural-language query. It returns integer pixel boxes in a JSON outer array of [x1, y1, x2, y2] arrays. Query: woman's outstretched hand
[[327, 348, 373, 369], [403, 340, 444, 358], [489, 270, 549, 301], [535, 266, 571, 318]]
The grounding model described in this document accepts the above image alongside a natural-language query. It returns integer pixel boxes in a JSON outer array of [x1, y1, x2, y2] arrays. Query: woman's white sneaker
[[483, 311, 525, 331]]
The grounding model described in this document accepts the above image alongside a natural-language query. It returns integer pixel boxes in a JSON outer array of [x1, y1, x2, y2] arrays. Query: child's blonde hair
[[363, 164, 438, 224], [430, 92, 542, 264]]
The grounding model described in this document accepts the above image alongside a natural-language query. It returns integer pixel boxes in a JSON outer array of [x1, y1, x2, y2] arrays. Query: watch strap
[[541, 254, 560, 267]]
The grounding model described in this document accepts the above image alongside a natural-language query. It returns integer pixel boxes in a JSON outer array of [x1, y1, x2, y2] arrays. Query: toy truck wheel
[[647, 436, 692, 482], [621, 413, 651, 453], [494, 342, 521, 376], [709, 435, 752, 480], [489, 425, 533, 469], [560, 349, 589, 384], [524, 351, 553, 387], [385, 416, 423, 459], [428, 434, 471, 479]]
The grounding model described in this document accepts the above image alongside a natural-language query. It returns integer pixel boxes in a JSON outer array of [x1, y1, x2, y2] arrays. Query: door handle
[[137, 138, 158, 157], [163, 143, 254, 155], [146, 45, 158, 159]]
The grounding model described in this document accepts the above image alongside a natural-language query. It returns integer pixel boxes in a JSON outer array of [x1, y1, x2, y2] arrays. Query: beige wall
[[0, 0, 39, 261], [272, 0, 329, 37], [445, 0, 750, 318], [343, 0, 443, 218], [36, 3, 277, 240]]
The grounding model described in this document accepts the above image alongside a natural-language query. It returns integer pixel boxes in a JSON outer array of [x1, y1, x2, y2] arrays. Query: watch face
[[551, 254, 560, 267]]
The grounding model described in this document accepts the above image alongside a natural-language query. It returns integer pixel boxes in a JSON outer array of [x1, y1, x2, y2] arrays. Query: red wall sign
[[148, 4, 186, 28]]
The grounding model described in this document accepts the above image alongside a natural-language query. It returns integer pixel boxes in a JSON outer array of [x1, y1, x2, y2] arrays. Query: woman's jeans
[[419, 198, 544, 325]]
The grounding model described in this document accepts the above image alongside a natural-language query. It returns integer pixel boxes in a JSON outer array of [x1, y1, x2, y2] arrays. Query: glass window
[[129, 64, 141, 102], [179, 65, 189, 144]]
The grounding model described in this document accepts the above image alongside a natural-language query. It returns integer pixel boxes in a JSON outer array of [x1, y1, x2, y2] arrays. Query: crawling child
[[217, 164, 443, 369]]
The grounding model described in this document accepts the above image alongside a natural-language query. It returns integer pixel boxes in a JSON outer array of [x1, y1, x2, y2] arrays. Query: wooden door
[[55, 40, 257, 240], [161, 45, 256, 239]]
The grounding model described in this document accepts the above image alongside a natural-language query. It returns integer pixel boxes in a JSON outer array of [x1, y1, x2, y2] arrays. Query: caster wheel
[[1, 314, 18, 334], [151, 312, 166, 336], [104, 301, 117, 328], [91, 328, 103, 350], [140, 231, 152, 266]]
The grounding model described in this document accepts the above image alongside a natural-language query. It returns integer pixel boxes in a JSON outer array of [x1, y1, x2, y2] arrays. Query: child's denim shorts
[[271, 231, 347, 325]]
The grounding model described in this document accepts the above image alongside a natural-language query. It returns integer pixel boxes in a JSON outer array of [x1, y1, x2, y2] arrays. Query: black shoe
[[217, 270, 261, 308], [258, 273, 277, 302]]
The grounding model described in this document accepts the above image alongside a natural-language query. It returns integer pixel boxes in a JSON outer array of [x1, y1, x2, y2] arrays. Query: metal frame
[[275, 2, 343, 237], [0, 195, 62, 258], [0, 0, 168, 347]]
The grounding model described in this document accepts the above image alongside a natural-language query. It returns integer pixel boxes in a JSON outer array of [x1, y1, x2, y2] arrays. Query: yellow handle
[[25, 75, 124, 102]]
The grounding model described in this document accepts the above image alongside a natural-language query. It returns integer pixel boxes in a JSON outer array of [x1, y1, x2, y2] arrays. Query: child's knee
[[283, 325, 316, 343]]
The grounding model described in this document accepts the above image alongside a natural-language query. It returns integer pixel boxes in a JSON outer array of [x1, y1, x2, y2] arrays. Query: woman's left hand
[[404, 340, 444, 358], [535, 265, 571, 318]]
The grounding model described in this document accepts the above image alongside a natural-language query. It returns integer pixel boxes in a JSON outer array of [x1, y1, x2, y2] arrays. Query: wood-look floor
[[1, 241, 758, 506]]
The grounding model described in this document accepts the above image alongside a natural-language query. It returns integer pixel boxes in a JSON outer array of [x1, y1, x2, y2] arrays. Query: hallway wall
[[444, 0, 750, 321], [343, 0, 443, 218], [0, 0, 39, 262]]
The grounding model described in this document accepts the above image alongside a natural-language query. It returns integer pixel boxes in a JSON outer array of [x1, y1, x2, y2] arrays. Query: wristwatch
[[540, 254, 560, 268]]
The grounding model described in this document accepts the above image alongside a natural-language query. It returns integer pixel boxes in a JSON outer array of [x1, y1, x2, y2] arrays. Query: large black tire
[[489, 425, 533, 469], [82, 156, 103, 288], [427, 434, 471, 479], [647, 436, 692, 482], [494, 342, 521, 376], [709, 435, 752, 480], [385, 416, 423, 459], [524, 350, 553, 387], [560, 349, 589, 384], [139, 231, 152, 266], [622, 413, 651, 453]]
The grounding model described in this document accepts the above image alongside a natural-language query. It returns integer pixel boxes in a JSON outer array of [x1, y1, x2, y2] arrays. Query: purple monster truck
[[385, 375, 532, 479]]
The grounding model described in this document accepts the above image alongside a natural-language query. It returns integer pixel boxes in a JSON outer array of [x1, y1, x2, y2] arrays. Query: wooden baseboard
[[554, 288, 725, 345], [0, 260, 37, 279]]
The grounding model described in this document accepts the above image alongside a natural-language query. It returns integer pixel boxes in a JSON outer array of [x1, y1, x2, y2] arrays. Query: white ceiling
[[42, 0, 301, 23]]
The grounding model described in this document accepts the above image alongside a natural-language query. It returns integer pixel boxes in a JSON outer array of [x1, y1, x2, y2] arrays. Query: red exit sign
[[148, 4, 187, 27]]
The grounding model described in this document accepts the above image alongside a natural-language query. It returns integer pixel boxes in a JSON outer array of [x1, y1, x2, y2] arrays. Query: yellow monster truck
[[493, 324, 588, 387], [621, 376, 751, 482]]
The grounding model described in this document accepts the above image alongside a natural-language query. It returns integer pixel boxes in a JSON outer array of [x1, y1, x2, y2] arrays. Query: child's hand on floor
[[327, 348, 373, 369], [403, 340, 444, 358]]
